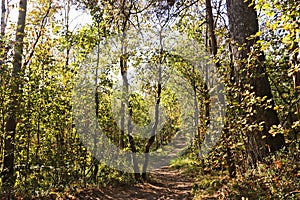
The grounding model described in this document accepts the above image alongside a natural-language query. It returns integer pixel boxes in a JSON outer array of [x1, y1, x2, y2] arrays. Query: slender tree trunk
[[142, 68, 162, 180], [1, 0, 6, 36], [2, 0, 27, 193], [205, 0, 236, 177], [119, 46, 126, 148], [120, 35, 140, 179], [191, 69, 201, 158], [226, 0, 285, 165], [0, 0, 7, 66], [117, 1, 140, 178], [91, 42, 101, 183], [142, 30, 163, 180], [0, 0, 7, 169], [119, 0, 129, 150], [127, 101, 140, 180]]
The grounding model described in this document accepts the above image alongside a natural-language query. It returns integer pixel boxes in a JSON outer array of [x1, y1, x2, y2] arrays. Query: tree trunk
[[2, 0, 27, 193], [127, 102, 140, 180], [1, 0, 6, 36], [120, 13, 140, 179], [120, 44, 140, 179], [142, 70, 162, 180], [119, 49, 126, 149], [0, 0, 7, 67], [226, 0, 285, 165], [142, 30, 163, 180], [91, 41, 101, 183], [206, 0, 236, 177]]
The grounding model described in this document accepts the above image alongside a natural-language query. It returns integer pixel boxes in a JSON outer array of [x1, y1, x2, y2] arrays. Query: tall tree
[[205, 0, 236, 177], [2, 0, 27, 193], [117, 0, 140, 179], [226, 0, 285, 165], [142, 31, 163, 180], [1, 0, 6, 36]]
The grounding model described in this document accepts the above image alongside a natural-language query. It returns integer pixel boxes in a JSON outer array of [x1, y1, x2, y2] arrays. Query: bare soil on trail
[[74, 166, 194, 200]]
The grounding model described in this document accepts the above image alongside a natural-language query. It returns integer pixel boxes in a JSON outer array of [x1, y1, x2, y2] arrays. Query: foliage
[[179, 142, 299, 199], [0, 0, 299, 198]]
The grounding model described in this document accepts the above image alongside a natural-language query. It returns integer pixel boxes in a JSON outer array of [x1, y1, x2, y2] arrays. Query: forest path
[[75, 166, 194, 200]]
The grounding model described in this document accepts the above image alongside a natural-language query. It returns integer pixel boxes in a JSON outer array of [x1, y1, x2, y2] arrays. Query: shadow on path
[[75, 166, 194, 200]]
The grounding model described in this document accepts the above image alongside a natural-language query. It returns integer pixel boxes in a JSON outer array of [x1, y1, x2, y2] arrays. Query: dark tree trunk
[[112, 1, 140, 178], [127, 102, 140, 180], [119, 50, 126, 149], [1, 0, 6, 36], [120, 36, 141, 179], [206, 0, 236, 177], [290, 16, 300, 139], [226, 0, 285, 165], [2, 0, 27, 193], [142, 74, 162, 180]]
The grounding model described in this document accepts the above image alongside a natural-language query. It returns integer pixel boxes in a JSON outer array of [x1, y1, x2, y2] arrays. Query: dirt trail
[[75, 166, 194, 200]]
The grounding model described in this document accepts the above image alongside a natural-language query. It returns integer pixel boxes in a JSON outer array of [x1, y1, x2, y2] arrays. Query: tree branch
[[24, 4, 52, 68]]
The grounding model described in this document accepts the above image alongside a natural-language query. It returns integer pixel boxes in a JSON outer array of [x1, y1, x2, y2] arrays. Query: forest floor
[[72, 166, 194, 200]]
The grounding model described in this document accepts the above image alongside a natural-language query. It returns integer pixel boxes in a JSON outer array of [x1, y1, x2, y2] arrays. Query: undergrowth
[[172, 142, 300, 200]]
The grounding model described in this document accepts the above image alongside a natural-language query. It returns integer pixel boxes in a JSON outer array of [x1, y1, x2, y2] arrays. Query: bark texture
[[2, 0, 27, 192], [226, 0, 285, 165]]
